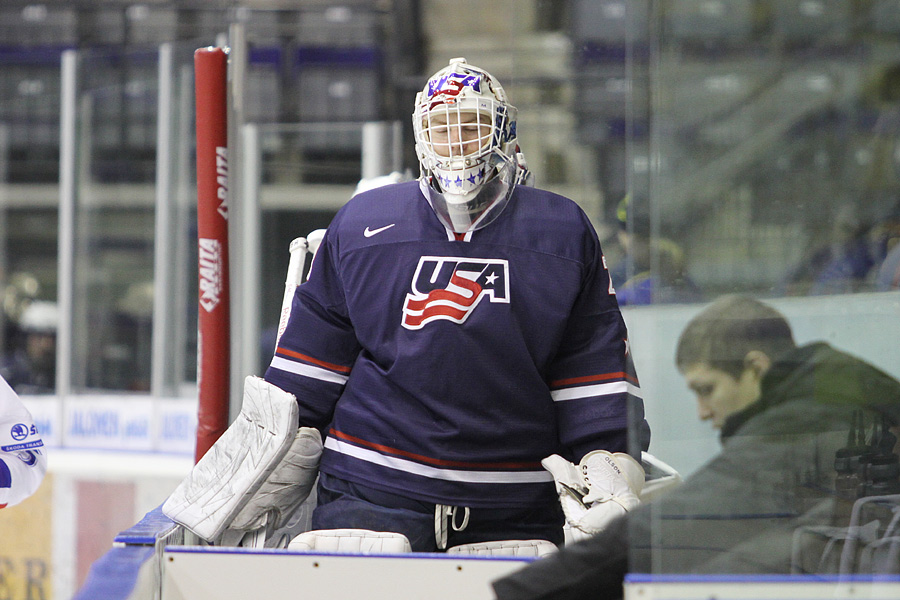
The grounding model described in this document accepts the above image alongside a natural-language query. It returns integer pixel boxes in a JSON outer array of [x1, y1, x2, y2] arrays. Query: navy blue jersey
[[265, 180, 648, 508]]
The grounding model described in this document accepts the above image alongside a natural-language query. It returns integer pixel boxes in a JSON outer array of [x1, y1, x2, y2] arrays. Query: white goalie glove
[[542, 450, 644, 543]]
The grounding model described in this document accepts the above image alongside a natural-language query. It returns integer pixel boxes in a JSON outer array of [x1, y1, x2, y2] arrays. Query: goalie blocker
[[163, 376, 322, 542]]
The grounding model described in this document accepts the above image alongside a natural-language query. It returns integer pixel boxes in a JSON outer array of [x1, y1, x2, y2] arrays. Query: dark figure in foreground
[[493, 295, 900, 599]]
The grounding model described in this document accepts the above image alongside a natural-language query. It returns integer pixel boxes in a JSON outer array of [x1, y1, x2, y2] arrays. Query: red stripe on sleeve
[[275, 347, 352, 374]]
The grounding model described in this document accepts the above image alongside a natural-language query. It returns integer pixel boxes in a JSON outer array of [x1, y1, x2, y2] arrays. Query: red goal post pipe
[[194, 47, 230, 462]]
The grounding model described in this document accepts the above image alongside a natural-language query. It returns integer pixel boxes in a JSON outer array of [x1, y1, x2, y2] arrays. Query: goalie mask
[[413, 58, 522, 233]]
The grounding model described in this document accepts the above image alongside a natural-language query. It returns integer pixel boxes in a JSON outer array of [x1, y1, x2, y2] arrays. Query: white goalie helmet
[[413, 58, 525, 233]]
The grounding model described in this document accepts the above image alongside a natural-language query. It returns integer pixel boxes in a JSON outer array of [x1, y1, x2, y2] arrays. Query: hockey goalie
[[165, 57, 662, 555]]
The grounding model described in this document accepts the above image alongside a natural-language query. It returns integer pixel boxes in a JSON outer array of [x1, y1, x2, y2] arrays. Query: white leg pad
[[447, 539, 558, 557], [163, 376, 299, 541], [288, 529, 412, 554]]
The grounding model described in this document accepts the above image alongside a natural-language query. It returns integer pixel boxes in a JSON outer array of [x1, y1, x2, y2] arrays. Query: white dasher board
[[162, 547, 532, 600]]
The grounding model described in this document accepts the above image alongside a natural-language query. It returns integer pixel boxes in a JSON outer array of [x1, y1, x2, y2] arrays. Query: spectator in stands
[[493, 295, 900, 600], [1, 300, 58, 394], [869, 198, 900, 291], [779, 203, 874, 296], [876, 243, 900, 290], [2, 272, 40, 363], [610, 194, 703, 306]]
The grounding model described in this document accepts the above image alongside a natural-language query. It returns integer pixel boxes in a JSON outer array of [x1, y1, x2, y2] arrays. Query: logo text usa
[[402, 256, 509, 329]]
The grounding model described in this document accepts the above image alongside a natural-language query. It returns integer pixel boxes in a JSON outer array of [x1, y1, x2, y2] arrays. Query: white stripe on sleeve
[[551, 381, 642, 402], [269, 356, 350, 385]]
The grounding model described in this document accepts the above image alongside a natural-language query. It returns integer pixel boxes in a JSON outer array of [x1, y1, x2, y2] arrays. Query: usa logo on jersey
[[402, 257, 509, 329]]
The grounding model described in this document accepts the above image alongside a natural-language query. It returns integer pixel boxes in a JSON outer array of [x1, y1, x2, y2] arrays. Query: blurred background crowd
[[0, 0, 897, 392]]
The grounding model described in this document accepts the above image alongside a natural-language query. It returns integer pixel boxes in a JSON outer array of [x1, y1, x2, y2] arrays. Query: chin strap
[[514, 146, 534, 186]]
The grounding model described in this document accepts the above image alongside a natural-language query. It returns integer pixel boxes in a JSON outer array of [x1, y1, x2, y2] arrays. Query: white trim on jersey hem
[[324, 437, 554, 484], [550, 381, 642, 402], [270, 356, 349, 385]]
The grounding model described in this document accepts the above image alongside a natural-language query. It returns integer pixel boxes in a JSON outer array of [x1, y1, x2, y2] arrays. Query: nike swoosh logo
[[364, 224, 396, 237]]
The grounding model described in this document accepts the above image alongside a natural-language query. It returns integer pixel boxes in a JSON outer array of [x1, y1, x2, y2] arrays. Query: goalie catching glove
[[542, 450, 644, 543]]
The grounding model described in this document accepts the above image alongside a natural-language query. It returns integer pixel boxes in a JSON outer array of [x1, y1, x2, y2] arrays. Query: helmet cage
[[413, 61, 518, 198], [413, 59, 521, 233]]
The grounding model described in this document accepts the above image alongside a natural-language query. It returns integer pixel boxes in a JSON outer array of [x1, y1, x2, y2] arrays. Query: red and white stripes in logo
[[402, 256, 509, 329]]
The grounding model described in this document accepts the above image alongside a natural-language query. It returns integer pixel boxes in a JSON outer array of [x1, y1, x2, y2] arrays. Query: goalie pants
[[312, 472, 565, 552]]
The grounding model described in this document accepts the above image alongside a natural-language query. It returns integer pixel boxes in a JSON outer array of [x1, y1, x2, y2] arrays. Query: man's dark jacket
[[493, 342, 900, 600]]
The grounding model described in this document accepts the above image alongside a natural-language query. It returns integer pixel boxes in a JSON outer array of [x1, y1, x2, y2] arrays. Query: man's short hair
[[675, 295, 796, 379]]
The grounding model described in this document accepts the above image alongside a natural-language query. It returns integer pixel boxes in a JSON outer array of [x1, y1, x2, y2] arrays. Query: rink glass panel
[[0, 1, 897, 581], [612, 0, 900, 581], [64, 43, 199, 396]]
